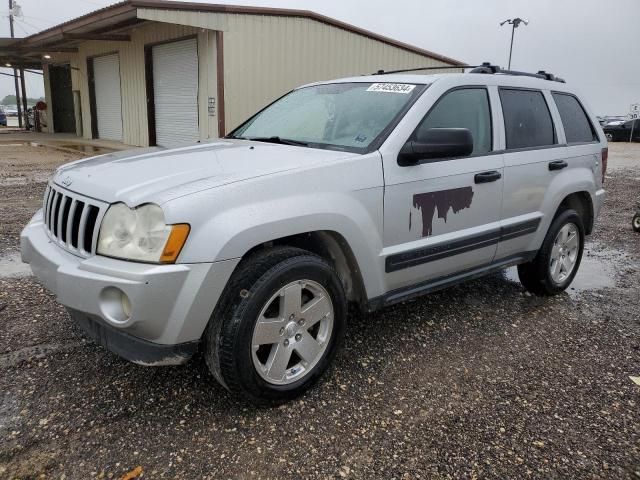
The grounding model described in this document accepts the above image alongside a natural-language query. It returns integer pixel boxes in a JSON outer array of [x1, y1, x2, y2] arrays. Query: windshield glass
[[230, 82, 425, 152]]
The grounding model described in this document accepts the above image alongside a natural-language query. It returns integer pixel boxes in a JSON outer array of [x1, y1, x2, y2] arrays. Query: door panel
[[382, 87, 504, 292], [495, 89, 599, 260], [383, 157, 504, 290], [497, 146, 566, 259]]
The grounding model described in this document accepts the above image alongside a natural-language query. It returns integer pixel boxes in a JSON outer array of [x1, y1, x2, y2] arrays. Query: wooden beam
[[216, 31, 225, 138], [62, 33, 131, 42], [0, 47, 78, 53]]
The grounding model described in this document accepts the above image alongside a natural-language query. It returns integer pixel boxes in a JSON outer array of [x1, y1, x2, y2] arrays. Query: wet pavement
[[0, 140, 113, 157], [503, 242, 623, 298], [0, 142, 639, 479]]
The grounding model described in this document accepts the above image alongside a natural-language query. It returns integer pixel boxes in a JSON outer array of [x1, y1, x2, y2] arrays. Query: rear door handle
[[548, 160, 568, 171], [474, 171, 502, 184]]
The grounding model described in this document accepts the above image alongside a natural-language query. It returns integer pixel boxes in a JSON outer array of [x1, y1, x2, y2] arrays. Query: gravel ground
[[0, 142, 639, 479]]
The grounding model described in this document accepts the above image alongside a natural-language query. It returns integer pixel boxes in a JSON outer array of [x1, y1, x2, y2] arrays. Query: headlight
[[97, 203, 190, 263]]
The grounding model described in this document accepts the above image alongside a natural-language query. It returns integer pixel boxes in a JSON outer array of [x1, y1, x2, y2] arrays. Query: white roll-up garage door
[[152, 38, 199, 147], [92, 54, 123, 142]]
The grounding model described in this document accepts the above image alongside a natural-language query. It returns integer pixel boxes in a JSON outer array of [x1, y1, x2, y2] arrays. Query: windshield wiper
[[245, 136, 309, 147]]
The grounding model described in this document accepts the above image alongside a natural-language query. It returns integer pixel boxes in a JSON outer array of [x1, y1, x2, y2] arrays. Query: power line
[[13, 17, 30, 35], [15, 16, 40, 32]]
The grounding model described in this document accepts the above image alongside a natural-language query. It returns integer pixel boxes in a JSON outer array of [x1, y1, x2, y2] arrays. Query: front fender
[[189, 190, 385, 299], [163, 151, 386, 299]]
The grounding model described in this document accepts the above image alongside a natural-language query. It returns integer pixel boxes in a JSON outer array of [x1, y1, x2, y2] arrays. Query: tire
[[517, 209, 585, 296], [204, 246, 347, 405], [633, 214, 640, 233]]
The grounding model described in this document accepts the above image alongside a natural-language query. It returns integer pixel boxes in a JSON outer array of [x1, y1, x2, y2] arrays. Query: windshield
[[230, 82, 425, 152]]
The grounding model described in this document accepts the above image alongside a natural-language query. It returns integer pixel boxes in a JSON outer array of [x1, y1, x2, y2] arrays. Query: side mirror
[[398, 128, 474, 166]]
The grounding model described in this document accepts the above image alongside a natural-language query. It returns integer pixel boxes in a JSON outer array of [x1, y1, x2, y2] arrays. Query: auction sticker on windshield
[[366, 83, 416, 94]]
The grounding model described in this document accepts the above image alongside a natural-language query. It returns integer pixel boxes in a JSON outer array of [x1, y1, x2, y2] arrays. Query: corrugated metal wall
[[44, 10, 457, 145], [221, 14, 457, 131], [74, 22, 216, 146], [138, 8, 458, 135]]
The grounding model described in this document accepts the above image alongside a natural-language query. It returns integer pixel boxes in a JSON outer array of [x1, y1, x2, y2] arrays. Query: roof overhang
[[0, 0, 464, 70]]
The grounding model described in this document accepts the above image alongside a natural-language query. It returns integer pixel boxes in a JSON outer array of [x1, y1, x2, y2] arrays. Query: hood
[[53, 139, 353, 205]]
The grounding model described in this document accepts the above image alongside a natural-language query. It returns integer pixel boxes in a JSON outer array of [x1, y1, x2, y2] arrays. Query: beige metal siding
[[43, 10, 456, 145], [137, 8, 458, 134], [73, 22, 215, 146], [222, 14, 458, 131]]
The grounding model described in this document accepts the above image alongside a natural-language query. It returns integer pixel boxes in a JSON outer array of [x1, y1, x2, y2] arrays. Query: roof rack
[[372, 65, 473, 75], [372, 62, 565, 83], [469, 62, 565, 83]]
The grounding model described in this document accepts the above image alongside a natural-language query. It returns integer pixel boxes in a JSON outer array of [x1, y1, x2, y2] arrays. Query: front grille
[[42, 184, 106, 257]]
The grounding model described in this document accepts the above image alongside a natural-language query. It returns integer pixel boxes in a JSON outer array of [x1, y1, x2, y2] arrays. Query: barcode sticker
[[366, 83, 416, 94]]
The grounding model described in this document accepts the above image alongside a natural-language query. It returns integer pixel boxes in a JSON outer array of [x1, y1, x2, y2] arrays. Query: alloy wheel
[[251, 280, 334, 385]]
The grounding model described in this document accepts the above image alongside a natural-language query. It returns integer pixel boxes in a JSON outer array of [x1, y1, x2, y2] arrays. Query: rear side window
[[500, 89, 556, 149], [552, 93, 598, 143]]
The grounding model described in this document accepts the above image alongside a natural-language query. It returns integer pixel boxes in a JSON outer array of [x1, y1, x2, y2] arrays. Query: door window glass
[[415, 88, 492, 155], [500, 89, 556, 149]]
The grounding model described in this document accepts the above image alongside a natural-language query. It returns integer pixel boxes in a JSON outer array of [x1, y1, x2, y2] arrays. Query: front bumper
[[20, 210, 239, 364], [68, 308, 198, 365]]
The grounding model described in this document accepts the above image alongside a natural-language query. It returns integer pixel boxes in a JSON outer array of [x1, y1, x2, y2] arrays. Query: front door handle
[[548, 160, 568, 171], [474, 171, 502, 184]]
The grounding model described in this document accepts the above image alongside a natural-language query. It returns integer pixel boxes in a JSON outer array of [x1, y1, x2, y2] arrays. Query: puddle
[[0, 140, 113, 155], [0, 252, 32, 278], [0, 172, 52, 186], [57, 144, 111, 154], [503, 244, 622, 297], [0, 177, 28, 186], [0, 141, 43, 148]]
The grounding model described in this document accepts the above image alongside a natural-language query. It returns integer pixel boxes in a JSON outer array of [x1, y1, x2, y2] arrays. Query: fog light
[[100, 287, 132, 324]]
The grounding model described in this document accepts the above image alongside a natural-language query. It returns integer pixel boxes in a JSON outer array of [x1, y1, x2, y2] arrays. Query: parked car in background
[[0, 106, 7, 126], [603, 119, 640, 141], [3, 106, 19, 116], [21, 67, 607, 404], [600, 116, 627, 127]]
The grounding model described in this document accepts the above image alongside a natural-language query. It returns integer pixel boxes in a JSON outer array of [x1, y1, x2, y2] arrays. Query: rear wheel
[[633, 213, 640, 232], [517, 209, 584, 296], [204, 247, 346, 405]]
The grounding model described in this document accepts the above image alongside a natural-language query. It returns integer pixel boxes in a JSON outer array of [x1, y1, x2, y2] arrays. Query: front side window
[[230, 82, 425, 152], [500, 89, 556, 149], [414, 87, 492, 155], [552, 93, 598, 143]]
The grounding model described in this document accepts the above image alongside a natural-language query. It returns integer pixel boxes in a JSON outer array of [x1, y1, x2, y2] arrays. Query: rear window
[[500, 89, 556, 149], [552, 93, 598, 143]]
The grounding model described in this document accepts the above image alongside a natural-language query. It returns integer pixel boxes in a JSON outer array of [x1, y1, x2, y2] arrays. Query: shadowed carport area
[[0, 143, 639, 479]]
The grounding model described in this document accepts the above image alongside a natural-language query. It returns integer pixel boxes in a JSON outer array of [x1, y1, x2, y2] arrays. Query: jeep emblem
[[61, 176, 73, 187]]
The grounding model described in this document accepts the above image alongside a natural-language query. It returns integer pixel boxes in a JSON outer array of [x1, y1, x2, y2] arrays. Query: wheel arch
[[554, 191, 594, 235], [240, 230, 369, 311]]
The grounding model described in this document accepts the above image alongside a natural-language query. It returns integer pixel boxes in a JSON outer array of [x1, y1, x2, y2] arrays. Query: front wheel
[[204, 247, 346, 405], [633, 213, 640, 232], [517, 209, 585, 296]]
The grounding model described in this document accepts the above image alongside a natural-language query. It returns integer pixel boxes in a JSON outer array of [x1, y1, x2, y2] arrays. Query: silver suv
[[21, 68, 607, 404]]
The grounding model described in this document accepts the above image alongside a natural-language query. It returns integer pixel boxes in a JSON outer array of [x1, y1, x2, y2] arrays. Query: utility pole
[[500, 18, 529, 70], [8, 0, 23, 128]]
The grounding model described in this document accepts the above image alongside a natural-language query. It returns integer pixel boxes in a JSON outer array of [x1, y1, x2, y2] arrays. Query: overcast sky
[[1, 0, 638, 115]]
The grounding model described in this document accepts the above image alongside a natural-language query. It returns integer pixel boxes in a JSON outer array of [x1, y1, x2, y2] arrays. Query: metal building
[[1, 0, 463, 147]]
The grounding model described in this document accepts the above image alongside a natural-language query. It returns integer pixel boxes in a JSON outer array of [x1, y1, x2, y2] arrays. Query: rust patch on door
[[412, 187, 474, 237]]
